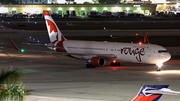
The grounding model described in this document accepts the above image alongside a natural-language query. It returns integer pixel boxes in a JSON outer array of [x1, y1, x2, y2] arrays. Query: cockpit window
[[158, 50, 168, 53]]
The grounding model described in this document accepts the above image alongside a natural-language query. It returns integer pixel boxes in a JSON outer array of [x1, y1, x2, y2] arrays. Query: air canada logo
[[46, 19, 58, 42], [120, 47, 145, 62], [46, 19, 58, 33]]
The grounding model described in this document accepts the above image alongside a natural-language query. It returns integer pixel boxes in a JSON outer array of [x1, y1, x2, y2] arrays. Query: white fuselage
[[52, 40, 171, 64]]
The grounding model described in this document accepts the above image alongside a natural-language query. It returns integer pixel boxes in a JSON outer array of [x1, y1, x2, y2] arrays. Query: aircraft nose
[[159, 52, 171, 62]]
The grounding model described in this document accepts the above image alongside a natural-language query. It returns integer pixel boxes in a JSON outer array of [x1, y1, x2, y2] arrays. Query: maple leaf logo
[[46, 19, 58, 33], [46, 19, 58, 42]]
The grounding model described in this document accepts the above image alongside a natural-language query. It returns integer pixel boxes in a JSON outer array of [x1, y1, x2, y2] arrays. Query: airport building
[[15, 0, 179, 12], [0, 4, 156, 15]]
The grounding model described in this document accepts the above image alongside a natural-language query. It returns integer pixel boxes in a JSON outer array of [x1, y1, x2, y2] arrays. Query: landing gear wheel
[[111, 62, 121, 66], [157, 68, 161, 71], [117, 62, 121, 66], [86, 64, 95, 68]]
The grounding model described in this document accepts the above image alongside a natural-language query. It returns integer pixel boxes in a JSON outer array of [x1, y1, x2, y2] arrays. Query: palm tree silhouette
[[0, 67, 27, 101]]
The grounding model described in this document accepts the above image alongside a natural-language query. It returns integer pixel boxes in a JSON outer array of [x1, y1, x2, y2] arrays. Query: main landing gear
[[111, 62, 121, 66], [86, 64, 95, 68]]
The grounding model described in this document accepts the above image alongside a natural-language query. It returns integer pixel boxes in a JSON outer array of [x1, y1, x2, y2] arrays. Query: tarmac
[[0, 20, 180, 101]]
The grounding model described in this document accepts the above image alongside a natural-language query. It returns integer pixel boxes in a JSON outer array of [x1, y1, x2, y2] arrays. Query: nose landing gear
[[156, 62, 163, 71]]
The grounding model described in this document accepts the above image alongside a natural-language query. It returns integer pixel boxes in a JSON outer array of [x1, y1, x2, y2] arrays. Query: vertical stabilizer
[[132, 85, 169, 101], [143, 32, 150, 44], [43, 11, 66, 43]]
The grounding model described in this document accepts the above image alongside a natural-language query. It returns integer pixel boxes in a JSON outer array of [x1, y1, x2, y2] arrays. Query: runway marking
[[147, 70, 180, 74], [18, 69, 53, 74], [27, 95, 108, 101], [1, 52, 18, 61]]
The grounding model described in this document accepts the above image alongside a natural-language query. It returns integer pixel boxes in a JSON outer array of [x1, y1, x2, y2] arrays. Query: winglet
[[9, 38, 20, 51], [143, 32, 150, 44]]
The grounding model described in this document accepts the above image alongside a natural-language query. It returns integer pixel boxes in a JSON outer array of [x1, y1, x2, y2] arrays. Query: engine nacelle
[[90, 57, 106, 67]]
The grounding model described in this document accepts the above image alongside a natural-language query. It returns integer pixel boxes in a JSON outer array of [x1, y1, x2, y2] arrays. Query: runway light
[[2, 20, 4, 22], [35, 22, 37, 24], [142, 19, 143, 21], [153, 21, 155, 23], [136, 33, 138, 36], [37, 40, 39, 43], [29, 36, 31, 39], [8, 22, 10, 24], [28, 20, 30, 22]]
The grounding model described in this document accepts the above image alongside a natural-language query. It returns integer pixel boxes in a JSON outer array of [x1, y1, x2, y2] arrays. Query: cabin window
[[158, 50, 168, 53]]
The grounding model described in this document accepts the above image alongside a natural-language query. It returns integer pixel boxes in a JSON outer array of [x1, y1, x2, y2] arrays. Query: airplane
[[9, 10, 171, 71], [132, 85, 180, 101]]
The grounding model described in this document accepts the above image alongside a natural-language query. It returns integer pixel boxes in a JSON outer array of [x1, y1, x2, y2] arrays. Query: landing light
[[157, 62, 163, 68]]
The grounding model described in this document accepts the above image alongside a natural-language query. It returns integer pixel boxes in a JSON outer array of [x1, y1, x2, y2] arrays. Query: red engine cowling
[[90, 57, 106, 67]]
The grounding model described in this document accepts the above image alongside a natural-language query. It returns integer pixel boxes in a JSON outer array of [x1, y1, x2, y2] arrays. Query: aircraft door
[[147, 49, 151, 57]]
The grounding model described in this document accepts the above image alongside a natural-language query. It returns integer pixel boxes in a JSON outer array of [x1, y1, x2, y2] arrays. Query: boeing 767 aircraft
[[9, 10, 171, 71]]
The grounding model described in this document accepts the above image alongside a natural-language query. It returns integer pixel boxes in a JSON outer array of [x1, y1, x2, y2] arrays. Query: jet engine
[[90, 57, 106, 67]]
